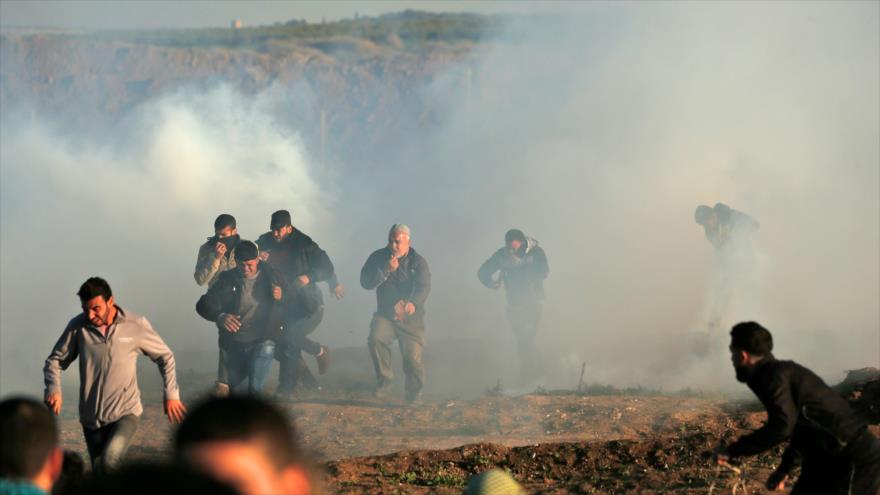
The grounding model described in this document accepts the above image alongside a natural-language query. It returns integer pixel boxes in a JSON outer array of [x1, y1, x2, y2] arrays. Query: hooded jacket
[[478, 238, 549, 305], [360, 247, 431, 323], [728, 357, 867, 458], [256, 230, 334, 315], [196, 262, 287, 344]]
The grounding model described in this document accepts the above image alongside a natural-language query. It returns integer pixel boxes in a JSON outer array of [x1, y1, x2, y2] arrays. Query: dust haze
[[1, 2, 877, 399]]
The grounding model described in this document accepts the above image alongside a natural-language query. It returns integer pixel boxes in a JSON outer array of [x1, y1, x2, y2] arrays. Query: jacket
[[728, 358, 867, 458], [194, 236, 238, 287], [256, 230, 334, 315], [43, 307, 180, 429], [360, 247, 431, 322], [195, 262, 287, 344], [478, 238, 549, 305]]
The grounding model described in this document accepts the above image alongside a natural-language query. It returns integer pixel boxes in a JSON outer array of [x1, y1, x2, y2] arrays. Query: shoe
[[214, 382, 230, 397], [405, 392, 422, 405], [374, 381, 392, 399], [316, 346, 330, 375]]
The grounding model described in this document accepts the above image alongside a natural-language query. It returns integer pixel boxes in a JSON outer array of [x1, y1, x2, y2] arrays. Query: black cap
[[234, 240, 259, 262], [270, 210, 292, 229]]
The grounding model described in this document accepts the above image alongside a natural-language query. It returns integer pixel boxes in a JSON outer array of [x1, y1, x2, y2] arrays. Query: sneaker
[[405, 392, 422, 405], [214, 382, 230, 397], [374, 381, 392, 399], [316, 346, 330, 375]]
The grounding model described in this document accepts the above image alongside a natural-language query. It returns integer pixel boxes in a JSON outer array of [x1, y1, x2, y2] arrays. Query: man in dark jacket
[[717, 321, 880, 494], [196, 241, 284, 395], [256, 210, 339, 398], [478, 229, 549, 380], [360, 224, 431, 403], [193, 213, 241, 397]]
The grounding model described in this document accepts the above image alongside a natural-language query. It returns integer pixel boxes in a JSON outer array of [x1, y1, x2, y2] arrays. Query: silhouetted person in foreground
[[0, 397, 63, 495], [43, 277, 186, 475], [360, 224, 431, 403], [85, 462, 239, 495], [194, 213, 241, 397], [717, 321, 880, 494], [478, 229, 549, 381], [694, 203, 760, 331], [174, 396, 311, 495]]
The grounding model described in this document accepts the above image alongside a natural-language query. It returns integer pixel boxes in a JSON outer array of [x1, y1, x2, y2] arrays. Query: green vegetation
[[77, 11, 512, 50]]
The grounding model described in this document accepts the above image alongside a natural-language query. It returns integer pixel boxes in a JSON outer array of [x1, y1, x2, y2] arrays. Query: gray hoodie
[[43, 307, 180, 429]]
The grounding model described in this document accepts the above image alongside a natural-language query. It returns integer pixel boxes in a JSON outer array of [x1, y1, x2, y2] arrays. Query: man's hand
[[403, 301, 416, 315], [259, 251, 270, 262], [44, 392, 62, 415], [219, 313, 242, 333], [272, 285, 283, 301], [214, 242, 227, 259], [164, 399, 187, 424], [387, 255, 399, 272], [393, 300, 406, 322], [765, 469, 788, 491], [297, 275, 310, 287], [714, 443, 731, 466], [332, 284, 345, 300]]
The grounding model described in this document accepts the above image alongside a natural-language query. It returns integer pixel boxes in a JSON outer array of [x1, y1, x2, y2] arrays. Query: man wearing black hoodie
[[478, 229, 549, 380], [256, 210, 338, 399], [196, 241, 285, 395], [360, 224, 431, 403], [717, 321, 880, 494]]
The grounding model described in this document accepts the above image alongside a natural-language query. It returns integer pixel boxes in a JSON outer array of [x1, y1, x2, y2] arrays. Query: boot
[[316, 346, 330, 375]]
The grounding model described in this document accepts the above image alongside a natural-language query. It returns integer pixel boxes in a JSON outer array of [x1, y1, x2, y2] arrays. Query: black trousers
[[791, 430, 880, 495]]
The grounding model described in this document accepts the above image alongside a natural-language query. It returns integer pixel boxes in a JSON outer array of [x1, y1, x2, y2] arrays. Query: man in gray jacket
[[194, 213, 240, 397], [44, 277, 186, 474]]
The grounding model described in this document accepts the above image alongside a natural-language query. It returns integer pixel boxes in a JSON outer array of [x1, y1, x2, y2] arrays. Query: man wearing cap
[[194, 213, 241, 397], [256, 210, 339, 399], [360, 224, 431, 402], [196, 241, 285, 395], [478, 229, 549, 381], [716, 321, 880, 494], [43, 277, 186, 474]]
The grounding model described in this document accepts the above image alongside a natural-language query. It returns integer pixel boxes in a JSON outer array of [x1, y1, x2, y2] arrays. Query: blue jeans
[[225, 340, 276, 395], [82, 414, 139, 475], [277, 308, 324, 395]]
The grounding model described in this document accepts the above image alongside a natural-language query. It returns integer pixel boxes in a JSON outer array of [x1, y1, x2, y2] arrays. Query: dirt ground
[[54, 369, 879, 494]]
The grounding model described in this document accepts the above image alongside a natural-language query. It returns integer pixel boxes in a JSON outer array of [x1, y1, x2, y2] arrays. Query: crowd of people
[[0, 205, 877, 494]]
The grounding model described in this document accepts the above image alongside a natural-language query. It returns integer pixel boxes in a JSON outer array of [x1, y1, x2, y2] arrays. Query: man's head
[[388, 224, 411, 258], [0, 397, 63, 492], [270, 210, 293, 242], [174, 397, 310, 495], [213, 214, 237, 237], [729, 321, 774, 382], [694, 205, 716, 227], [505, 229, 527, 253], [235, 241, 260, 279], [77, 277, 116, 327]]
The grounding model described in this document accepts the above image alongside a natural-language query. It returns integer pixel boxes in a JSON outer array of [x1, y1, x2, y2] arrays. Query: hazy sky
[[0, 0, 560, 30]]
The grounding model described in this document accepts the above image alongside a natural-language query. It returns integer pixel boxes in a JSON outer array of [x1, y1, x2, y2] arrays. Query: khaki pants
[[368, 314, 425, 399]]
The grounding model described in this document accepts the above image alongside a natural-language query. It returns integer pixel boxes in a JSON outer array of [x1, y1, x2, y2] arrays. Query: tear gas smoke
[[1, 2, 877, 398]]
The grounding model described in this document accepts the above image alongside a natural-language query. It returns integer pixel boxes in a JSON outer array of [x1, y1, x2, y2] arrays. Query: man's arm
[[194, 241, 224, 286], [304, 242, 334, 284], [530, 247, 549, 281], [477, 250, 502, 289], [136, 317, 181, 401], [196, 276, 227, 322], [728, 372, 798, 457], [43, 322, 80, 413], [360, 250, 389, 290]]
